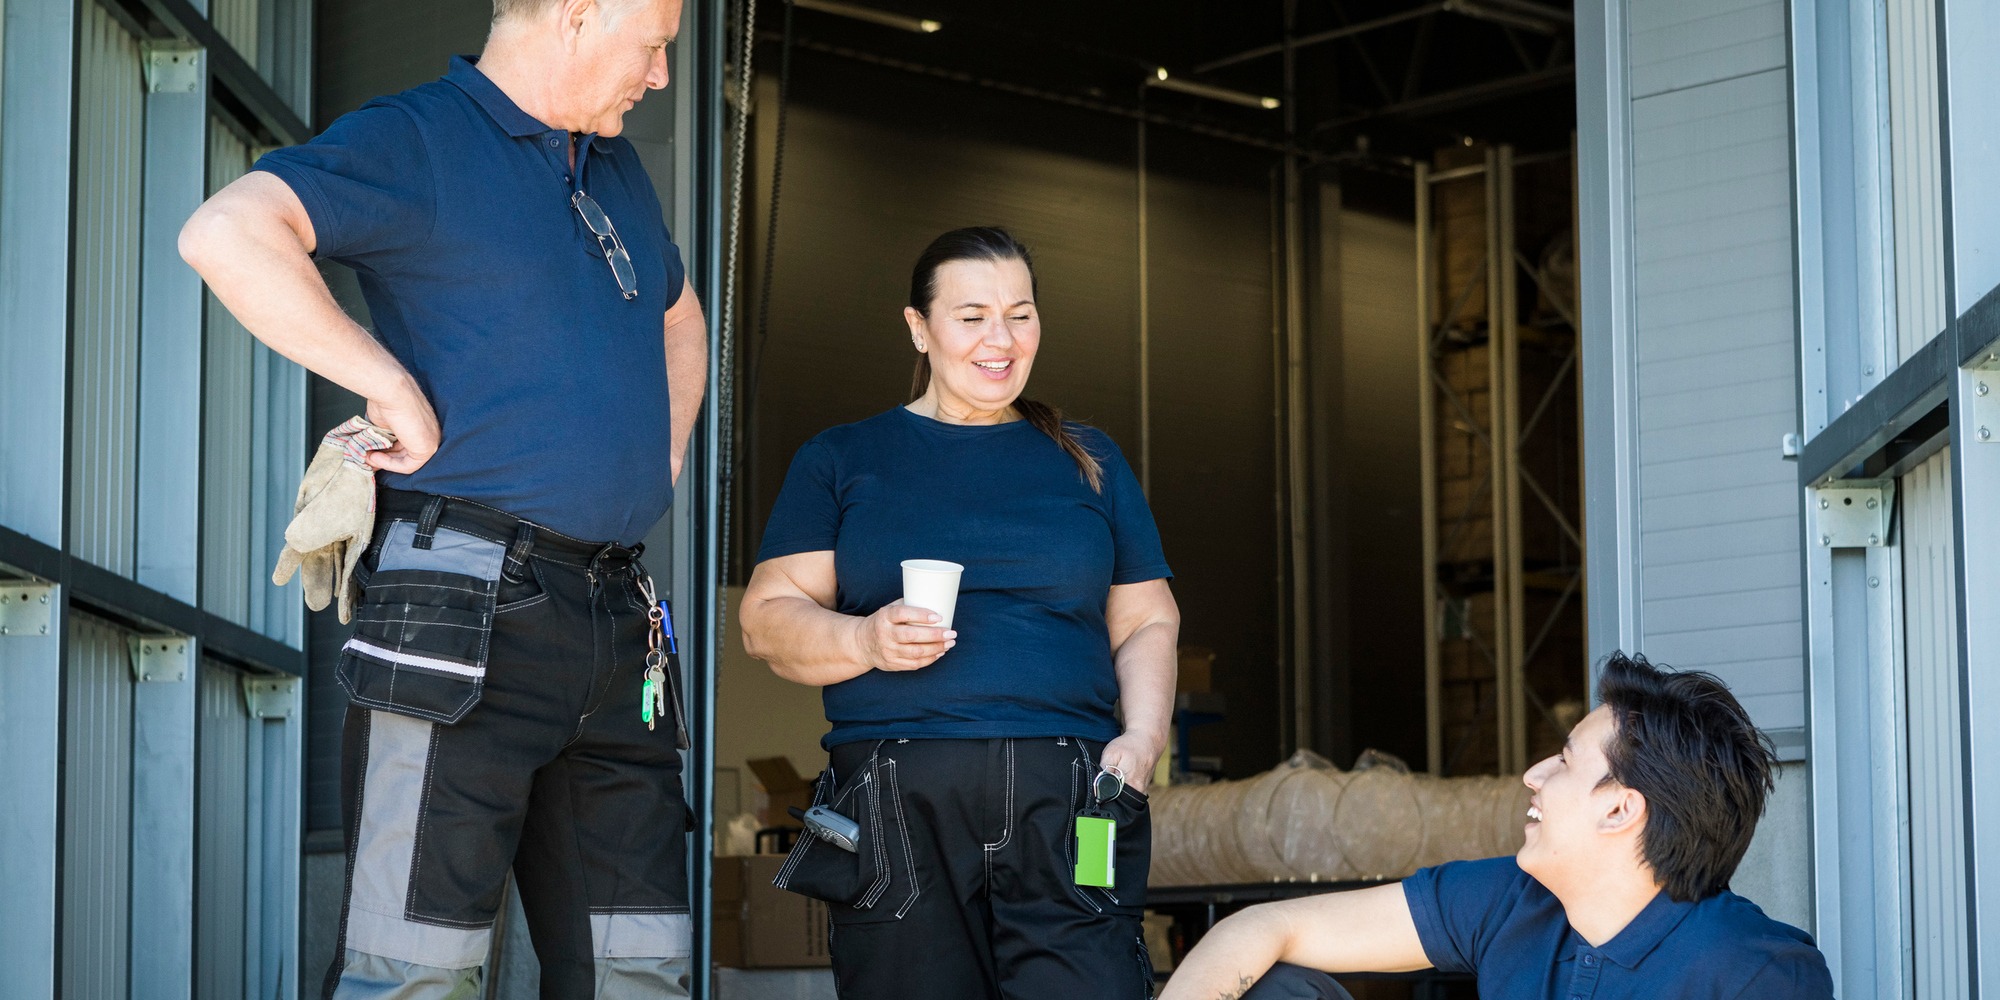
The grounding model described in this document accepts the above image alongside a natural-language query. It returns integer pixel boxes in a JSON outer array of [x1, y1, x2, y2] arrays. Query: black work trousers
[[775, 736, 1156, 999], [324, 489, 691, 999]]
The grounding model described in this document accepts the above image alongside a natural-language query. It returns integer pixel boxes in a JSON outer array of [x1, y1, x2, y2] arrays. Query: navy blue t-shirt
[[254, 56, 687, 545], [1402, 857, 1834, 999], [756, 407, 1172, 748]]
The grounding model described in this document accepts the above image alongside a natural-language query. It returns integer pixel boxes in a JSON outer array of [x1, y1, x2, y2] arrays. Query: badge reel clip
[[1074, 764, 1125, 888], [790, 805, 863, 854]]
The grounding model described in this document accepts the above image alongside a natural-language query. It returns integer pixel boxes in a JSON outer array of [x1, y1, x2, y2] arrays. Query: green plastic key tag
[[1074, 813, 1116, 888], [640, 676, 657, 726]]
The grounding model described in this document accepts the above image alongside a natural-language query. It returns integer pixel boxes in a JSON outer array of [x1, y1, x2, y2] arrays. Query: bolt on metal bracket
[[1971, 368, 2000, 444], [1812, 482, 1894, 548], [243, 676, 300, 720], [128, 635, 192, 683], [0, 583, 58, 637], [142, 42, 203, 94]]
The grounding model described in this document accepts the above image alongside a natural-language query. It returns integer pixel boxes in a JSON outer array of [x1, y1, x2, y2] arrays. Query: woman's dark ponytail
[[908, 227, 1105, 493]]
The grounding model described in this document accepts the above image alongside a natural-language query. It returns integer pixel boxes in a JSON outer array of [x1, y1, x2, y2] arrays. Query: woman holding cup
[[738, 227, 1180, 998]]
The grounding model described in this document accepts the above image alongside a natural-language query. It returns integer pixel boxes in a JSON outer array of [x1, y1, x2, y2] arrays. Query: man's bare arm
[[662, 277, 707, 485], [179, 171, 439, 473], [1159, 884, 1430, 1000]]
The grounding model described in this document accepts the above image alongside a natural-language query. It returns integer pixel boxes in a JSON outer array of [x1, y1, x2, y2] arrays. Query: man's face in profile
[[1518, 705, 1629, 882]]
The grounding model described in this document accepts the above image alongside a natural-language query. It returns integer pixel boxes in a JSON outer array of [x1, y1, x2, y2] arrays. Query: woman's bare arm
[[738, 551, 955, 687]]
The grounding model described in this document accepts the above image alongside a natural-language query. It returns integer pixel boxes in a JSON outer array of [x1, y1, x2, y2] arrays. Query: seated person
[[1160, 653, 1834, 1000]]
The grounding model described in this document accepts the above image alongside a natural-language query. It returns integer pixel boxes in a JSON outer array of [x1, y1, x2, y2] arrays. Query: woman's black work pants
[[779, 736, 1156, 999]]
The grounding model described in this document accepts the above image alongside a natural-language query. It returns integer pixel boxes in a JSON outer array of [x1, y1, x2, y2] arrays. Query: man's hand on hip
[[364, 383, 441, 475]]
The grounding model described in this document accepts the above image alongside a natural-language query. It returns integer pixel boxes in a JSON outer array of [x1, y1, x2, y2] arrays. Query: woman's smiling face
[[906, 257, 1040, 422]]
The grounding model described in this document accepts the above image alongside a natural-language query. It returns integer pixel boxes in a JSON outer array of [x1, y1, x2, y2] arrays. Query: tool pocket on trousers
[[772, 756, 920, 924], [1069, 763, 1152, 916], [336, 521, 504, 725]]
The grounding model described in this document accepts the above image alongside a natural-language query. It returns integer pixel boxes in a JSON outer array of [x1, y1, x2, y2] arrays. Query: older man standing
[[180, 0, 705, 995]]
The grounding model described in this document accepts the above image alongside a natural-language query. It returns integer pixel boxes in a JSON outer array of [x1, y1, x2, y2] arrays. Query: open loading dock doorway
[[712, 1, 1585, 993]]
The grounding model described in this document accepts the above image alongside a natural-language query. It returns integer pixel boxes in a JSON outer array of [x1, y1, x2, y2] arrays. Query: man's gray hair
[[492, 0, 641, 26]]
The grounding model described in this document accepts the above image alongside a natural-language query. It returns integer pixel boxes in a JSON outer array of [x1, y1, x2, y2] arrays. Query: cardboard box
[[712, 855, 832, 968], [747, 757, 816, 830], [1175, 645, 1215, 694]]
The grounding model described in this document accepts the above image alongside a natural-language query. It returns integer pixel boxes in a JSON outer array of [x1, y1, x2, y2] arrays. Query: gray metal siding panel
[[197, 660, 251, 1000], [70, 1, 144, 577], [1886, 0, 1947, 359], [1628, 0, 1786, 99], [248, 346, 305, 646], [202, 121, 256, 625], [1903, 449, 1967, 998], [1630, 64, 1803, 732], [211, 0, 259, 69], [63, 613, 134, 1000]]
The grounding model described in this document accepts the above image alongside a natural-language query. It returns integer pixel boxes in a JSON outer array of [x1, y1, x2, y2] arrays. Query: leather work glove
[[272, 416, 399, 624]]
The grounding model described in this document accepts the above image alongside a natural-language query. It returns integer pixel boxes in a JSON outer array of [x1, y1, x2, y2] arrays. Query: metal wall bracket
[[243, 676, 300, 720], [128, 635, 192, 683], [1812, 482, 1894, 547], [1969, 366, 2000, 444], [0, 583, 58, 637], [141, 43, 203, 95]]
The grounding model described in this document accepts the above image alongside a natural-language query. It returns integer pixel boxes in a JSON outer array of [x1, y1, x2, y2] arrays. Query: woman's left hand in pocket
[[1100, 731, 1165, 796]]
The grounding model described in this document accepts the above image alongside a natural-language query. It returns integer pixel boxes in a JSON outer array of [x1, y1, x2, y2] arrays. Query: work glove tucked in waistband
[[272, 416, 398, 624]]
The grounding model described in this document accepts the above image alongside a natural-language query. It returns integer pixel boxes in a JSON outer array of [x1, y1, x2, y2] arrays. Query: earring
[[914, 341, 926, 353]]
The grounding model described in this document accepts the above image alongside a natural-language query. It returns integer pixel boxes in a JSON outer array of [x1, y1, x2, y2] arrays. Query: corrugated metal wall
[[1886, 0, 1947, 361], [63, 613, 136, 999], [197, 660, 252, 1000], [1627, 0, 1804, 732], [211, 0, 259, 69], [1903, 448, 1968, 997], [70, 0, 145, 577], [248, 342, 306, 645], [203, 120, 257, 625]]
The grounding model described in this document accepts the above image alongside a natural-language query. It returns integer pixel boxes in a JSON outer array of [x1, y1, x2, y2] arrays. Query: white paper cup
[[900, 559, 965, 630]]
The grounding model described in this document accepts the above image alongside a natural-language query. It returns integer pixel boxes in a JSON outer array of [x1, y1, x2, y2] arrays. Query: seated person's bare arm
[[1160, 884, 1428, 1000]]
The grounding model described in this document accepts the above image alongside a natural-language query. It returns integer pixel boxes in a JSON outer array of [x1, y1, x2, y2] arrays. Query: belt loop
[[413, 495, 445, 550], [503, 522, 536, 583]]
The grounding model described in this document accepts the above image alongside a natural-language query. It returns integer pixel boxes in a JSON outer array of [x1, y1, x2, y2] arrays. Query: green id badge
[[1074, 814, 1116, 888]]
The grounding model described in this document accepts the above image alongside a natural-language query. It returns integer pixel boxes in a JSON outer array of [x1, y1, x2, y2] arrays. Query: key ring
[[1093, 764, 1126, 804]]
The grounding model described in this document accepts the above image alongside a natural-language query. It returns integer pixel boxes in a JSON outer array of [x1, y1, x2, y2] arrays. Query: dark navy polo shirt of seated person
[[1401, 857, 1834, 999], [253, 56, 687, 545], [756, 407, 1173, 748]]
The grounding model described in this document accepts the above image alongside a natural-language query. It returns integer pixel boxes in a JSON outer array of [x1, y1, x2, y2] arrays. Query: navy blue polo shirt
[[254, 56, 687, 545], [755, 408, 1172, 748], [1403, 857, 1834, 999]]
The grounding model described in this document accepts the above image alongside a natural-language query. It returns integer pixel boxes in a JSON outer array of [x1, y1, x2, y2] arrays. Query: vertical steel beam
[[1497, 146, 1527, 775], [1416, 163, 1444, 775], [1281, 15, 1313, 753], [130, 638, 198, 1000], [0, 2, 75, 995], [670, 2, 726, 995], [1939, 0, 2000, 992], [0, 0, 74, 547], [1483, 146, 1514, 772], [1137, 112, 1152, 495], [0, 590, 64, 1000], [136, 45, 207, 605], [1574, 0, 1642, 672]]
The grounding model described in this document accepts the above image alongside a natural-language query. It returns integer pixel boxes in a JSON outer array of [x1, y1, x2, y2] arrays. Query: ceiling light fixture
[[792, 0, 942, 34], [1149, 68, 1281, 111]]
